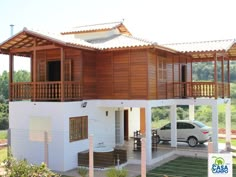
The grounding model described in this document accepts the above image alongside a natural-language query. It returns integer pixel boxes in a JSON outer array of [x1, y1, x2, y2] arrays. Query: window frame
[[69, 116, 88, 142], [158, 56, 167, 81]]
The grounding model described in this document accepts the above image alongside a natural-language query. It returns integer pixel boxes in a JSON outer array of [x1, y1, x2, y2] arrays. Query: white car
[[156, 120, 211, 147]]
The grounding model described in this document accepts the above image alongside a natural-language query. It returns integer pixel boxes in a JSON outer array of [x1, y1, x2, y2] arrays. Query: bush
[[106, 167, 128, 177], [3, 155, 60, 177], [77, 167, 88, 177]]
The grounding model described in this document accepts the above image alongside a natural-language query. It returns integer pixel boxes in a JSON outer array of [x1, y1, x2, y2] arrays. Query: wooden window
[[69, 116, 88, 142], [158, 57, 167, 81]]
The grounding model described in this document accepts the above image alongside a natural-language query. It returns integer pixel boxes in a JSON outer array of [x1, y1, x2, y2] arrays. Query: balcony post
[[227, 59, 230, 97], [222, 56, 224, 97], [214, 54, 218, 99], [61, 48, 65, 101], [9, 54, 14, 101], [33, 39, 37, 101]]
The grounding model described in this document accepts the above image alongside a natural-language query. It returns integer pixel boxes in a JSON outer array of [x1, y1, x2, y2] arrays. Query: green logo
[[211, 156, 228, 174]]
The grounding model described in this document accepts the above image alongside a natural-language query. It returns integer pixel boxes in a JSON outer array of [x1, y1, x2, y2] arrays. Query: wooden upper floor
[[1, 22, 235, 101]]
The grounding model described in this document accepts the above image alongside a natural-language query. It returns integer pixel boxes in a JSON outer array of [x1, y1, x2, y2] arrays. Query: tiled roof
[[62, 21, 124, 34], [90, 34, 154, 50], [0, 27, 176, 53], [162, 39, 235, 53]]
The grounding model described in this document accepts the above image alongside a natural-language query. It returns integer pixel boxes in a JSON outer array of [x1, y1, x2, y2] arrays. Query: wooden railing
[[11, 81, 81, 101], [173, 82, 230, 98]]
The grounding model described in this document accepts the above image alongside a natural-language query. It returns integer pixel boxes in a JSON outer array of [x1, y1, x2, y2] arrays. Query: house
[[0, 21, 235, 171]]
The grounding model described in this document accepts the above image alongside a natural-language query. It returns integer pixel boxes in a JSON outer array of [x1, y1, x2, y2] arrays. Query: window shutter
[[37, 60, 46, 81], [64, 59, 72, 81]]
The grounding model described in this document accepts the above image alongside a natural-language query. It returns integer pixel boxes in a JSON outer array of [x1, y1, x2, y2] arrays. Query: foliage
[[0, 130, 7, 139], [3, 155, 60, 177], [77, 167, 88, 177], [152, 107, 169, 121], [0, 70, 30, 130], [192, 61, 236, 82], [106, 167, 128, 177], [0, 147, 7, 163]]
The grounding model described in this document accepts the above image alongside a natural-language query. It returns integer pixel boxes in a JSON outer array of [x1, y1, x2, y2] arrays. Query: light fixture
[[81, 102, 87, 108]]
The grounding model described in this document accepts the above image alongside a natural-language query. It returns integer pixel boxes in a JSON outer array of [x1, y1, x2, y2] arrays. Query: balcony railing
[[10, 81, 230, 101], [10, 81, 81, 101], [172, 82, 230, 98]]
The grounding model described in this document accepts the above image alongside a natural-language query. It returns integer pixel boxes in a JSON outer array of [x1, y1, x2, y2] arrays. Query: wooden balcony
[[10, 81, 81, 101], [172, 82, 230, 99], [10, 81, 230, 101]]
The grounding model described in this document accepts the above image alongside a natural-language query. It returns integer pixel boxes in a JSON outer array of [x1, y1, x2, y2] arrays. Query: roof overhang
[[0, 28, 97, 56]]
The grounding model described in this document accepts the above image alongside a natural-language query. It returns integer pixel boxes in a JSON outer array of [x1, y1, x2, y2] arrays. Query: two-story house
[[0, 21, 234, 171]]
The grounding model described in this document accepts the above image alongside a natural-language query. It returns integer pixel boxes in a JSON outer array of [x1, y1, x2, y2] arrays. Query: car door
[[179, 122, 195, 141], [159, 123, 171, 140]]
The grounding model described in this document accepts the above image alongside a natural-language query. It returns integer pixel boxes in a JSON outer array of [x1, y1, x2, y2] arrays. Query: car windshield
[[193, 120, 207, 128]]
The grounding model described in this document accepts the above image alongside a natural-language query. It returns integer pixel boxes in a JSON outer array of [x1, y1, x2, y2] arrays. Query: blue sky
[[1, 0, 236, 73]]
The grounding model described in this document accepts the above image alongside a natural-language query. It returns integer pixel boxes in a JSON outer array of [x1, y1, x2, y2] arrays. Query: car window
[[193, 121, 207, 128], [161, 123, 171, 130], [179, 122, 195, 129]]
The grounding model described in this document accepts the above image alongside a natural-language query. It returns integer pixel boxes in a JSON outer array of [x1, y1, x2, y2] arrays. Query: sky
[[1, 0, 236, 74]]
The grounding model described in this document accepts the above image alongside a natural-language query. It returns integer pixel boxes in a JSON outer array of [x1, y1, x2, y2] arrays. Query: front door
[[47, 61, 61, 81], [124, 110, 129, 141]]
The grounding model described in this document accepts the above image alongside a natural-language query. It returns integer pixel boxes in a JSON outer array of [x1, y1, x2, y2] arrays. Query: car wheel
[[188, 137, 198, 147]]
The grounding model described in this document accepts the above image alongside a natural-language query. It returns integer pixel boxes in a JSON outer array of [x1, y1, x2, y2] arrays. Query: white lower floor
[[9, 98, 231, 171]]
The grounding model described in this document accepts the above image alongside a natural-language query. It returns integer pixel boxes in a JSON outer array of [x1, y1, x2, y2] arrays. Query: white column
[[170, 105, 177, 147], [89, 135, 94, 177], [225, 100, 231, 148], [189, 105, 195, 121], [145, 106, 152, 164], [211, 102, 219, 152], [120, 108, 125, 145]]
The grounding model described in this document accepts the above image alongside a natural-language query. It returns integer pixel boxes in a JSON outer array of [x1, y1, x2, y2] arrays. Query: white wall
[[128, 107, 140, 138], [9, 101, 116, 172]]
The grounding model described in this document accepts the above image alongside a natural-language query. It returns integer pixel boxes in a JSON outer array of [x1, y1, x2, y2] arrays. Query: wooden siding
[[113, 51, 129, 98], [82, 51, 96, 98], [147, 50, 157, 99], [130, 50, 147, 99], [96, 52, 113, 98]]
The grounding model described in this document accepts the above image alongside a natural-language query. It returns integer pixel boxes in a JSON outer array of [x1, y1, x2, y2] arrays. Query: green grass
[[0, 130, 7, 140], [0, 147, 7, 163], [146, 156, 236, 177], [218, 138, 236, 147]]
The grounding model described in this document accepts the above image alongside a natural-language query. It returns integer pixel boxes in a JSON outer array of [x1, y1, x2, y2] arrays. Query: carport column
[[170, 104, 177, 147], [145, 105, 152, 164], [189, 105, 195, 121], [225, 100, 231, 148], [211, 102, 219, 152]]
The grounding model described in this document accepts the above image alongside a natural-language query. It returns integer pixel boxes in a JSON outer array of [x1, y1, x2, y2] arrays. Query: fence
[[5, 128, 229, 177]]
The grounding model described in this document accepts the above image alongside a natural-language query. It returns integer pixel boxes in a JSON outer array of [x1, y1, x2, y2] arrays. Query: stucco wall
[[9, 101, 116, 171]]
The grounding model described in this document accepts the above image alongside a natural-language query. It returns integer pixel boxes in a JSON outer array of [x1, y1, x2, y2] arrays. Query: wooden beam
[[10, 44, 60, 53], [33, 38, 37, 101], [222, 56, 224, 97], [61, 48, 65, 101], [9, 54, 14, 101], [214, 54, 218, 99]]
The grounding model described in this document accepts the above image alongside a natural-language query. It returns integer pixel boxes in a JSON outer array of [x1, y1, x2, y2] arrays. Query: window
[[158, 57, 167, 81], [69, 116, 88, 142], [178, 122, 195, 129]]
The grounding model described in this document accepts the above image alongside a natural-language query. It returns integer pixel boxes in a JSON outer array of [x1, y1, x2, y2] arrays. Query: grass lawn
[[146, 156, 236, 177], [218, 138, 236, 147], [0, 130, 7, 140], [0, 147, 7, 163]]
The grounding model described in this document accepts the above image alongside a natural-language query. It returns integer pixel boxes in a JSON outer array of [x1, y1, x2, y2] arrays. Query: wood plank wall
[[35, 47, 191, 100], [95, 49, 148, 99]]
